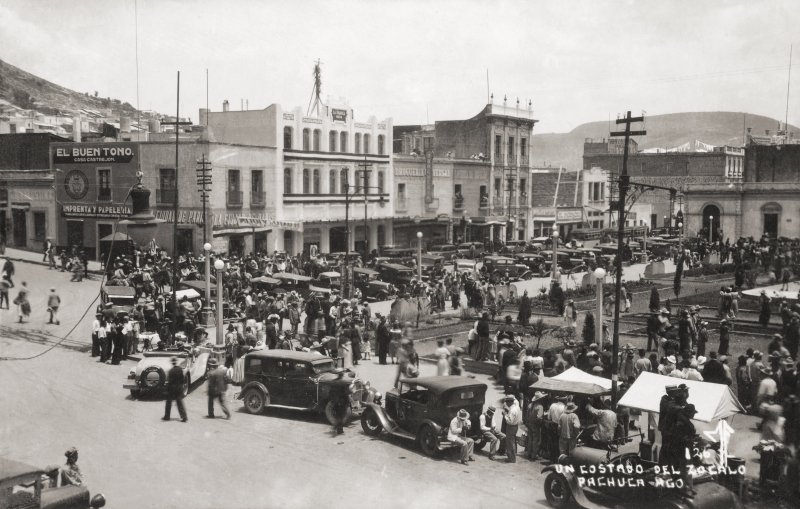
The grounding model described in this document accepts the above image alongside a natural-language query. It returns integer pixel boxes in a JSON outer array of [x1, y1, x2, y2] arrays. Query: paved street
[[0, 260, 548, 509]]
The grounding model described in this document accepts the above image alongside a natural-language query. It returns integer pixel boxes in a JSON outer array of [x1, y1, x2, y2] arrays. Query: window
[[246, 358, 262, 375], [508, 136, 515, 159], [33, 211, 45, 242], [363, 169, 370, 192], [355, 170, 363, 194], [589, 182, 605, 201], [313, 129, 321, 151], [329, 130, 337, 152], [521, 138, 527, 159], [363, 134, 371, 154], [284, 168, 293, 194], [340, 168, 349, 193], [397, 183, 406, 200], [479, 185, 488, 207], [519, 179, 527, 201], [228, 169, 240, 190], [252, 170, 264, 203], [97, 168, 111, 201], [302, 128, 310, 151], [377, 171, 385, 194], [8, 123, 16, 134], [313, 169, 320, 194], [228, 169, 242, 205], [378, 135, 385, 155], [329, 170, 337, 194], [495, 134, 502, 159], [340, 131, 348, 153], [159, 168, 176, 204], [494, 178, 501, 198], [283, 126, 293, 149], [303, 169, 310, 194], [354, 133, 361, 154]]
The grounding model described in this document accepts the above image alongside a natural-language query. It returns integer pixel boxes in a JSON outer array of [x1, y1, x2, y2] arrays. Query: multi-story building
[[394, 99, 537, 243], [206, 98, 393, 256], [583, 138, 744, 232]]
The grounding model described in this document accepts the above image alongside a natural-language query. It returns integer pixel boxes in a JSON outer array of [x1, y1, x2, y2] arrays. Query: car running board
[[385, 426, 417, 441]]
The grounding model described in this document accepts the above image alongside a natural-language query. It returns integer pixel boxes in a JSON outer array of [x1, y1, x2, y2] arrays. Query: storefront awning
[[213, 226, 272, 237]]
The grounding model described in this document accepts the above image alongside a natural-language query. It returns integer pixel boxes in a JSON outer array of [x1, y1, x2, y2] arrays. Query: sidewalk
[[2, 247, 104, 274]]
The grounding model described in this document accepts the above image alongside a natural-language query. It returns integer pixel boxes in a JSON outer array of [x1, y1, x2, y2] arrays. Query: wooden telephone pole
[[608, 111, 646, 405]]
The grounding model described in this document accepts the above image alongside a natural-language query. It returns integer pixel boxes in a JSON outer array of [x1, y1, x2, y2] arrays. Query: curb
[[3, 254, 105, 275]]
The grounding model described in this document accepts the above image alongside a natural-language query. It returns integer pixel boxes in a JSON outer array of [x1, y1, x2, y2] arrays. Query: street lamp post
[[199, 242, 213, 326], [214, 259, 225, 345], [509, 217, 516, 241], [466, 218, 472, 243], [416, 231, 423, 282], [551, 224, 559, 286], [664, 215, 669, 235], [708, 216, 713, 243], [678, 222, 684, 256], [594, 267, 606, 345], [642, 226, 648, 264]]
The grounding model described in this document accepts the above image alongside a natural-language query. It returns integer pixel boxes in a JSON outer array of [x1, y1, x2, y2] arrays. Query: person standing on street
[[0, 274, 10, 309], [14, 281, 30, 323], [206, 357, 231, 419], [479, 406, 505, 460], [162, 357, 187, 422], [2, 258, 14, 287], [557, 402, 581, 457], [376, 314, 391, 365], [47, 288, 61, 325], [42, 238, 52, 262], [503, 394, 522, 463], [476, 312, 491, 361]]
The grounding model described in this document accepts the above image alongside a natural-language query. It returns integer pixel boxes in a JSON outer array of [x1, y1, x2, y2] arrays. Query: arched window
[[340, 131, 348, 153], [340, 168, 349, 194], [355, 170, 363, 194], [302, 129, 310, 151], [329, 170, 337, 194], [284, 168, 292, 194], [378, 171, 385, 194], [313, 129, 321, 151], [313, 169, 320, 194], [378, 134, 385, 155], [363, 134, 371, 154], [329, 130, 337, 152], [354, 133, 361, 154], [702, 204, 721, 242], [363, 170, 370, 193], [302, 168, 310, 194], [284, 126, 293, 149]]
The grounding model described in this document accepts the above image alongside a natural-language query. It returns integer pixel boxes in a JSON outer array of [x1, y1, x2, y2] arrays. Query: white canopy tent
[[618, 371, 745, 423], [552, 366, 613, 391]]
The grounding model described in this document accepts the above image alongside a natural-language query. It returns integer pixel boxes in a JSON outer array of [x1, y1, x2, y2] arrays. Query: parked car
[[99, 284, 135, 319], [453, 259, 479, 275], [272, 272, 315, 298], [482, 256, 533, 281], [375, 263, 415, 287], [514, 253, 548, 276], [360, 376, 488, 457], [427, 243, 458, 258], [311, 271, 341, 294], [499, 240, 529, 255], [236, 350, 379, 425], [456, 242, 485, 259], [123, 348, 211, 398], [353, 267, 395, 301], [0, 457, 106, 509], [419, 254, 446, 280]]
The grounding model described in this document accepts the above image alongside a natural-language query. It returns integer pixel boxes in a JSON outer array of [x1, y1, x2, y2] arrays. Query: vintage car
[[514, 253, 548, 276], [427, 243, 458, 258], [236, 350, 378, 425], [0, 457, 106, 509], [375, 263, 415, 287], [311, 271, 341, 294], [499, 240, 529, 255], [178, 279, 218, 298], [99, 284, 136, 318], [360, 376, 488, 457], [272, 272, 315, 298], [482, 256, 533, 281], [352, 267, 395, 301], [123, 348, 211, 398], [419, 255, 446, 280], [453, 259, 479, 275], [456, 242, 485, 259]]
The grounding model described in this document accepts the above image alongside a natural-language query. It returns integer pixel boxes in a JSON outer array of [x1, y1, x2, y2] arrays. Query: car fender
[[239, 381, 270, 405], [418, 418, 444, 437], [541, 465, 600, 509], [188, 351, 211, 381], [362, 402, 395, 430]]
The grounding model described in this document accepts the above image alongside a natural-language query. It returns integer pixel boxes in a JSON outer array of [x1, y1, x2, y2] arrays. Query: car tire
[[544, 472, 572, 508], [129, 389, 140, 398], [360, 408, 383, 436], [325, 400, 353, 427], [243, 387, 266, 414], [472, 436, 486, 451], [376, 292, 387, 301], [417, 424, 440, 457], [139, 366, 165, 391]]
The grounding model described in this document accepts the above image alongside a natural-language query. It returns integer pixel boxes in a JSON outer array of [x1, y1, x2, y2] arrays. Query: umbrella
[[99, 232, 132, 242]]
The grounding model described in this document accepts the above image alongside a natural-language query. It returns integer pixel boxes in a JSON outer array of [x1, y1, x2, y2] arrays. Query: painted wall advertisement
[[331, 109, 348, 122], [53, 145, 136, 164]]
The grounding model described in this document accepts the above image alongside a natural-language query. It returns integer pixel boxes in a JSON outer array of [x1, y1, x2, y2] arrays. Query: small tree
[[582, 311, 595, 346], [530, 318, 548, 350]]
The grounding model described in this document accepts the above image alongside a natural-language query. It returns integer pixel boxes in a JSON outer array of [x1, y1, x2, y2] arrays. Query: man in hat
[[557, 402, 581, 457], [447, 409, 475, 465], [479, 406, 505, 460], [696, 321, 709, 357], [206, 357, 230, 419], [60, 447, 83, 487], [702, 351, 727, 384], [525, 391, 546, 461], [503, 395, 523, 463], [756, 366, 778, 409], [718, 319, 731, 356], [659, 384, 688, 467], [163, 357, 187, 422], [46, 288, 61, 325], [585, 398, 618, 449], [375, 314, 391, 365]]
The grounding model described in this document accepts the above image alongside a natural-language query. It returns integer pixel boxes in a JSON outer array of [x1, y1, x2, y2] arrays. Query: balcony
[[156, 188, 177, 205], [226, 190, 243, 208], [453, 196, 464, 211], [251, 191, 266, 208], [395, 197, 408, 212], [479, 196, 489, 210], [97, 188, 112, 202]]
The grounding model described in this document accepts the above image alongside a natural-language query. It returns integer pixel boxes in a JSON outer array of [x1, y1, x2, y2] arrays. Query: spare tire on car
[[139, 366, 165, 391]]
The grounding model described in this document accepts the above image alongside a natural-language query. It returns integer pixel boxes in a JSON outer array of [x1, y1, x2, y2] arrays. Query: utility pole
[[609, 111, 646, 406], [196, 155, 212, 246], [358, 157, 372, 264]]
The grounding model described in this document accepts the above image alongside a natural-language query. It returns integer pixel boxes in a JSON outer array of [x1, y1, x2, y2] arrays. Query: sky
[[0, 0, 798, 133]]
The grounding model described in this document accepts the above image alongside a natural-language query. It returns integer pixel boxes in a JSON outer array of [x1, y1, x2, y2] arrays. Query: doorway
[[762, 203, 781, 238], [97, 223, 113, 263], [66, 220, 84, 251], [176, 228, 194, 255], [229, 235, 244, 258], [12, 208, 26, 247], [701, 205, 721, 242], [329, 226, 346, 253]]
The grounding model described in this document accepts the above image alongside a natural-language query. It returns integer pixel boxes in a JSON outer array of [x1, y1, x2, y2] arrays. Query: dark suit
[[164, 364, 187, 421], [376, 322, 391, 364], [207, 366, 230, 418]]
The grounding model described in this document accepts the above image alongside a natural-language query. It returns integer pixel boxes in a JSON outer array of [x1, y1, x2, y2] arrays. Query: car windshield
[[311, 361, 336, 374]]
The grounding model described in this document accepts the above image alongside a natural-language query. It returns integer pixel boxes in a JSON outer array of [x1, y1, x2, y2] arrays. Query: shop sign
[[62, 203, 132, 218], [556, 208, 583, 222], [530, 207, 555, 218], [153, 210, 303, 231], [331, 109, 348, 122], [54, 145, 136, 164]]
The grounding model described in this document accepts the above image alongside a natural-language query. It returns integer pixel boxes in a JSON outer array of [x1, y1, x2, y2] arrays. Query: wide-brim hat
[[532, 391, 547, 401], [207, 358, 219, 367], [565, 402, 578, 413], [760, 366, 774, 376], [667, 355, 677, 364], [457, 409, 469, 420]]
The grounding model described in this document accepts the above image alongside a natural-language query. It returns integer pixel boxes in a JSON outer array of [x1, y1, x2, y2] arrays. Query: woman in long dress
[[435, 339, 450, 376], [340, 336, 353, 369]]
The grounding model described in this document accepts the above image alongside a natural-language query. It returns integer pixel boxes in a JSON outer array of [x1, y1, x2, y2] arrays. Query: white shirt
[[447, 416, 471, 441], [479, 413, 495, 432]]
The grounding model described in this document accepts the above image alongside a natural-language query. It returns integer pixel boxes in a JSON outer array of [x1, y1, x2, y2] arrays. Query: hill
[[531, 112, 799, 170], [0, 57, 140, 117]]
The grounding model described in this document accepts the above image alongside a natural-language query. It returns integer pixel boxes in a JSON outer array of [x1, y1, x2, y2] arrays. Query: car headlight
[[349, 383, 358, 394], [128, 369, 136, 379], [374, 391, 382, 403]]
